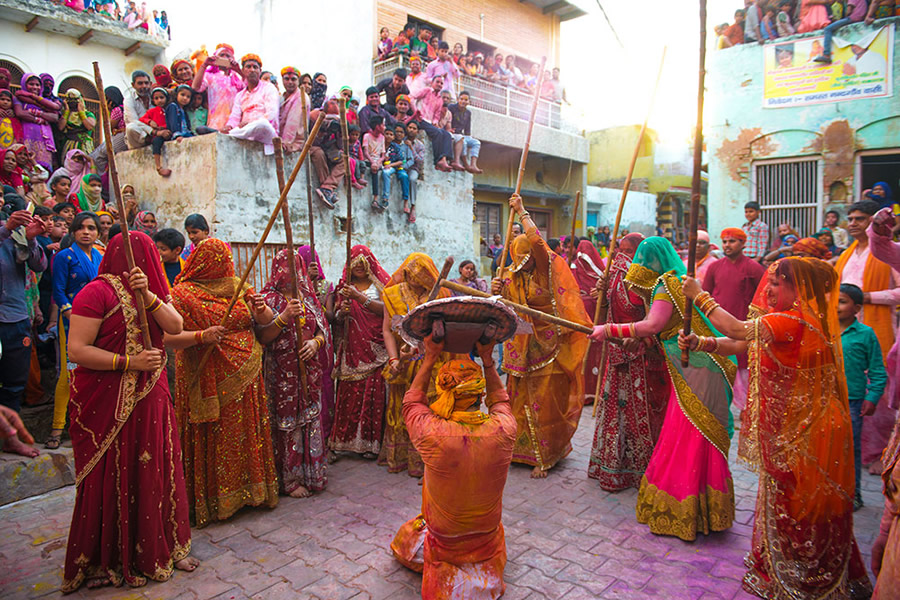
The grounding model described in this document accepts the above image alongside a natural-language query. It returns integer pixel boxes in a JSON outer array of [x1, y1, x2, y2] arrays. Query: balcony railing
[[374, 55, 577, 133]]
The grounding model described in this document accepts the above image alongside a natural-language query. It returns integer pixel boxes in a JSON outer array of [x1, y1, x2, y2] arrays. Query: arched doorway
[[57, 75, 102, 146], [0, 59, 25, 92]]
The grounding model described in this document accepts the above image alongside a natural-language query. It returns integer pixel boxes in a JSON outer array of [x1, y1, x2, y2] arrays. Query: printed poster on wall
[[763, 26, 893, 108]]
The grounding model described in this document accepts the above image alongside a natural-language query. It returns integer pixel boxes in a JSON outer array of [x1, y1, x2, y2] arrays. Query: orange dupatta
[[835, 241, 895, 359]]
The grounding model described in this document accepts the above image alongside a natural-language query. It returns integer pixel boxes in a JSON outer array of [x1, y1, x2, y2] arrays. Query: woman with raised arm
[[62, 232, 198, 592], [680, 257, 872, 599], [589, 236, 736, 540], [491, 193, 590, 478]]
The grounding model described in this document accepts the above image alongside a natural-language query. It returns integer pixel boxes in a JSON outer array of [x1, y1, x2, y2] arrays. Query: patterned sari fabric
[[501, 230, 590, 471], [331, 245, 391, 454], [740, 258, 872, 599], [625, 237, 736, 541], [260, 249, 327, 495], [298, 245, 335, 438], [877, 422, 900, 598], [170, 239, 278, 527], [572, 239, 606, 404], [379, 253, 450, 476], [588, 234, 670, 492], [62, 233, 191, 592]]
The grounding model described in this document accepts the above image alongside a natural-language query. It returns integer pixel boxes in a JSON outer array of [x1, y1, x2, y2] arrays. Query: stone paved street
[[1, 408, 885, 600]]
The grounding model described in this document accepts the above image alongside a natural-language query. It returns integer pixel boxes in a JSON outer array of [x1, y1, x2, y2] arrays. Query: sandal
[[45, 434, 62, 450]]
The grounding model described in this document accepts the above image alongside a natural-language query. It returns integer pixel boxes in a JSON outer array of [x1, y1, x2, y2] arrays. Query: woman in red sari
[[63, 232, 197, 592], [682, 257, 872, 599], [587, 233, 670, 492], [260, 249, 328, 498], [330, 245, 391, 456], [572, 238, 606, 405], [168, 239, 288, 527]]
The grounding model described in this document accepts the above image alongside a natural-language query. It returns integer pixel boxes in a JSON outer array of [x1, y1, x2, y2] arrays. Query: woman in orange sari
[[380, 252, 450, 476], [682, 257, 872, 599], [492, 194, 590, 478], [62, 232, 197, 592], [168, 239, 293, 527]]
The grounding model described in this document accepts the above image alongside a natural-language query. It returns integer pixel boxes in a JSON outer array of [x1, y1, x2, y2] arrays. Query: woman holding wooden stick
[[167, 239, 299, 526], [260, 248, 328, 498], [588, 237, 735, 540], [491, 193, 590, 478]]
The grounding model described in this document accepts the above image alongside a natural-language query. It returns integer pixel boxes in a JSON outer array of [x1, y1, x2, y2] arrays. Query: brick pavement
[[0, 409, 886, 600]]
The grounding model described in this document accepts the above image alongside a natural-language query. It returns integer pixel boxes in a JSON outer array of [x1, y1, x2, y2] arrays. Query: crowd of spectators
[[717, 0, 898, 61], [47, 0, 171, 40], [376, 23, 567, 104]]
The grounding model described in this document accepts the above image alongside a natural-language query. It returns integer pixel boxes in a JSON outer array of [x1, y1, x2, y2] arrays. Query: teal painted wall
[[706, 19, 900, 243]]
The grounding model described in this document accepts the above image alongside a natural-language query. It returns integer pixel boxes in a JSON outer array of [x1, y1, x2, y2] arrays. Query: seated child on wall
[[139, 87, 173, 177]]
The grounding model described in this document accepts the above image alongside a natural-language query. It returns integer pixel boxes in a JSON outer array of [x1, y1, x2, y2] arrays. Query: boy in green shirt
[[838, 283, 888, 510]]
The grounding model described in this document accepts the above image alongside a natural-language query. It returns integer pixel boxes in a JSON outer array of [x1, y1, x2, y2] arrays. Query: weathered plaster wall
[[587, 126, 657, 187], [706, 20, 900, 243], [117, 134, 476, 280], [585, 185, 657, 237]]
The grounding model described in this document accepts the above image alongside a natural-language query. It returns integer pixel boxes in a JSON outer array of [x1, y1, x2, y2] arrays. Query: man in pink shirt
[[405, 56, 428, 99], [411, 75, 457, 172], [424, 41, 459, 94], [223, 54, 280, 154]]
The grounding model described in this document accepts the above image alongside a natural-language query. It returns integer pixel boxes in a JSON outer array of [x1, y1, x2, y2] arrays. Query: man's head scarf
[[431, 359, 489, 424], [720, 227, 747, 241], [241, 54, 263, 68]]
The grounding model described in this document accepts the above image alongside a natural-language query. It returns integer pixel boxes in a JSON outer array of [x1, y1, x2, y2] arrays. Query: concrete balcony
[[374, 55, 589, 164], [0, 0, 168, 58]]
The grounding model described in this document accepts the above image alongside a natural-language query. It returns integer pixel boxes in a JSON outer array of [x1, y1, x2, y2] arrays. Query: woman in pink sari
[[330, 245, 390, 455], [193, 44, 245, 131], [572, 239, 606, 404], [587, 233, 670, 492], [62, 232, 197, 592], [260, 249, 328, 498], [797, 0, 832, 33]]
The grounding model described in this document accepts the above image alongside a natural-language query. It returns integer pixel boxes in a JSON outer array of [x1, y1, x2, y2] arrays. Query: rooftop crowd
[[717, 0, 898, 61], [1, 27, 899, 600], [46, 0, 171, 39]]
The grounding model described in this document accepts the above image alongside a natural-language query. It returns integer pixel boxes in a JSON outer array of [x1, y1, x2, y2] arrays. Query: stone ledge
[[0, 444, 75, 507]]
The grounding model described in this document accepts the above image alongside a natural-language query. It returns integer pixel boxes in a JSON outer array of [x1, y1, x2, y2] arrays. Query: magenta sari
[[572, 239, 605, 403], [62, 233, 191, 592], [260, 249, 327, 494], [330, 245, 390, 454]]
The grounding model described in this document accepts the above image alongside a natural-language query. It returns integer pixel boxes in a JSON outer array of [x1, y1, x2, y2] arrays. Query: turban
[[792, 237, 832, 260], [280, 66, 300, 78], [720, 227, 747, 241], [431, 359, 489, 424], [215, 43, 234, 55], [241, 53, 262, 68], [395, 94, 412, 106], [409, 55, 423, 64]]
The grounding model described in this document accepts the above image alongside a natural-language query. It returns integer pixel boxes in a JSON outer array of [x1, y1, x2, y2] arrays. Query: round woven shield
[[400, 295, 519, 354]]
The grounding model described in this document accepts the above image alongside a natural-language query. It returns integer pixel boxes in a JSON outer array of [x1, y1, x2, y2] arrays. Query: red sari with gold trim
[[62, 233, 191, 592]]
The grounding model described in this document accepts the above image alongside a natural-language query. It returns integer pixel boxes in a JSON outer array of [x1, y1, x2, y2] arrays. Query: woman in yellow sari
[[492, 194, 590, 478], [379, 252, 450, 476], [681, 257, 872, 599]]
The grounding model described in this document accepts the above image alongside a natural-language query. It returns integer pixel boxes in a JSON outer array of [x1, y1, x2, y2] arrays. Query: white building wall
[[586, 185, 657, 236], [165, 0, 377, 96], [0, 19, 159, 92]]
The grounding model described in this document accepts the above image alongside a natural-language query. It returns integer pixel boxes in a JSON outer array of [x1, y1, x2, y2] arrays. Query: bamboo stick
[[300, 88, 315, 256], [273, 138, 311, 397], [569, 190, 581, 262], [440, 279, 593, 335], [190, 113, 326, 383], [338, 103, 353, 359], [496, 56, 546, 282], [682, 2, 707, 368], [589, 49, 667, 416], [92, 62, 151, 349]]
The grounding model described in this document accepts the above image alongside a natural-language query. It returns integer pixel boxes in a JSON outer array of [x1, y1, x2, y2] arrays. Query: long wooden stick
[[440, 279, 593, 335], [589, 49, 667, 416], [92, 62, 151, 349], [569, 190, 581, 261], [338, 103, 353, 357], [682, 3, 707, 368], [273, 138, 310, 398], [497, 56, 546, 281], [191, 113, 325, 383], [300, 88, 315, 256]]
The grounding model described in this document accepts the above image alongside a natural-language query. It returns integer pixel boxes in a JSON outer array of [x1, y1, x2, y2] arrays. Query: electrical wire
[[594, 0, 626, 51]]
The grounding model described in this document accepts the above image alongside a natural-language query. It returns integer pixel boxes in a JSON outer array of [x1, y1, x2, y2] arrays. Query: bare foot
[[466, 165, 483, 174], [157, 167, 172, 177], [435, 158, 451, 172], [531, 466, 548, 479], [450, 161, 466, 171], [175, 557, 200, 572], [328, 451, 341, 464], [4, 437, 39, 458], [86, 577, 111, 589], [289, 486, 312, 498], [352, 181, 366, 190]]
